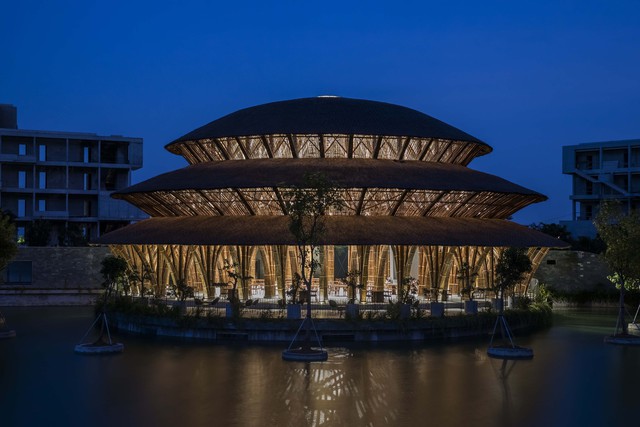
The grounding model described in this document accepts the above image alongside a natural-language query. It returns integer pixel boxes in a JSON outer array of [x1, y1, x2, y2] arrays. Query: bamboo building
[[96, 97, 566, 302]]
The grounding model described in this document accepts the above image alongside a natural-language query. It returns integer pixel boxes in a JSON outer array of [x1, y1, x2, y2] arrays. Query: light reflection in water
[[1, 307, 640, 427], [274, 348, 399, 426]]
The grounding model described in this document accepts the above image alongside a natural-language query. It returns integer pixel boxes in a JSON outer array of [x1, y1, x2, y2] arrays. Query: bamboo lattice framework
[[119, 188, 539, 219], [167, 134, 488, 165]]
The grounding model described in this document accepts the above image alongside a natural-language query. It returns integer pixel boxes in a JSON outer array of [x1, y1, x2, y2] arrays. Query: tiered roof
[[97, 97, 565, 248]]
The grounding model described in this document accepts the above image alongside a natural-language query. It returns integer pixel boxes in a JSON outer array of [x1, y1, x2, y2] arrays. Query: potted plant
[[494, 248, 532, 311], [427, 284, 445, 318], [281, 172, 342, 360], [338, 270, 363, 319], [397, 277, 418, 319], [457, 262, 479, 314], [172, 278, 194, 315], [222, 259, 251, 318], [286, 273, 303, 319]]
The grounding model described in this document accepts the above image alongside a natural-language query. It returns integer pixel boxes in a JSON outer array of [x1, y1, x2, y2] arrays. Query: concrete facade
[[561, 138, 640, 238], [0, 103, 147, 243]]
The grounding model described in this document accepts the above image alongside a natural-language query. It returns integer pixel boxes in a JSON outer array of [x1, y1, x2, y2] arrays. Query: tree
[[0, 210, 18, 274], [338, 269, 363, 304], [127, 262, 153, 297], [100, 255, 129, 298], [457, 262, 478, 301], [594, 202, 640, 336], [495, 247, 532, 311], [221, 258, 252, 317], [529, 222, 572, 242], [488, 247, 533, 354], [25, 219, 52, 246], [286, 272, 304, 304], [172, 278, 194, 302], [283, 172, 342, 350], [57, 223, 88, 246], [529, 222, 605, 253]]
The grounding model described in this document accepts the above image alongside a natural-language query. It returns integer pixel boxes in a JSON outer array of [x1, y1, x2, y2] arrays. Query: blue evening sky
[[2, 0, 639, 225]]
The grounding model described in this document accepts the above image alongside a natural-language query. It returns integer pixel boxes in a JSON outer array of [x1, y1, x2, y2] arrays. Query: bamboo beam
[[418, 138, 434, 161], [355, 188, 367, 215], [372, 136, 383, 159], [211, 138, 231, 160], [390, 189, 411, 216], [260, 136, 274, 158], [234, 189, 256, 215], [397, 137, 412, 160], [319, 134, 325, 158], [287, 134, 298, 158], [197, 190, 225, 216], [234, 137, 250, 160]]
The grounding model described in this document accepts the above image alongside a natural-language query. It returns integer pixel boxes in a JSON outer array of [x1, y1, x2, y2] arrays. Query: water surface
[[1, 307, 638, 427]]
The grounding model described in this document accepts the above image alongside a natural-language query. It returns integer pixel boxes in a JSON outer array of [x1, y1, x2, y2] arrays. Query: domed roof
[[166, 96, 490, 150]]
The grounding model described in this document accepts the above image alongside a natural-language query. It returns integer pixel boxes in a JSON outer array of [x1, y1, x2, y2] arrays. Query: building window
[[83, 200, 91, 216], [38, 199, 46, 212], [18, 199, 25, 217], [18, 170, 26, 188], [83, 146, 90, 163], [2, 261, 32, 285], [83, 173, 91, 190], [38, 144, 46, 161], [17, 227, 25, 244], [585, 205, 593, 220], [19, 143, 26, 156], [38, 171, 46, 189]]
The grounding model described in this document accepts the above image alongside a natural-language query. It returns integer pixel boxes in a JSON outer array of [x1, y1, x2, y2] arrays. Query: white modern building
[[561, 138, 640, 238], [0, 104, 147, 244]]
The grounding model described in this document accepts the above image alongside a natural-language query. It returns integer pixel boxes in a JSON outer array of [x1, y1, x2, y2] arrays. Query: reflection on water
[[1, 307, 639, 427]]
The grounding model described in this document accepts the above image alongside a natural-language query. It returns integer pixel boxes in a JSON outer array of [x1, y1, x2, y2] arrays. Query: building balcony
[[0, 186, 34, 193], [32, 210, 70, 219], [569, 194, 601, 200], [0, 153, 37, 163]]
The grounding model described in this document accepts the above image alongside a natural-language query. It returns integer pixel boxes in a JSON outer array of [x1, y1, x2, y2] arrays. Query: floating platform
[[74, 342, 124, 354], [282, 347, 328, 362], [604, 335, 640, 346], [627, 323, 640, 335], [487, 345, 534, 359], [0, 329, 16, 339]]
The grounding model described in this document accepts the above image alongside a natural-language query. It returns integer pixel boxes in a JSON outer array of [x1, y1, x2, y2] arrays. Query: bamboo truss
[[120, 188, 537, 219], [110, 243, 550, 302], [167, 134, 488, 165]]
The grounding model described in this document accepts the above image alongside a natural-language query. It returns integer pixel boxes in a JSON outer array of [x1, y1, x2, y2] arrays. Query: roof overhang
[[95, 216, 569, 248]]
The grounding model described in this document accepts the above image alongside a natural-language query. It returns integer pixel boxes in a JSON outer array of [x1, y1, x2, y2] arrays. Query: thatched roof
[[95, 216, 568, 248], [165, 97, 491, 153], [114, 158, 545, 199]]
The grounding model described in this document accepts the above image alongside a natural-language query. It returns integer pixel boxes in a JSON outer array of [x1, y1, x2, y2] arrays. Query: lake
[[0, 306, 638, 427]]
